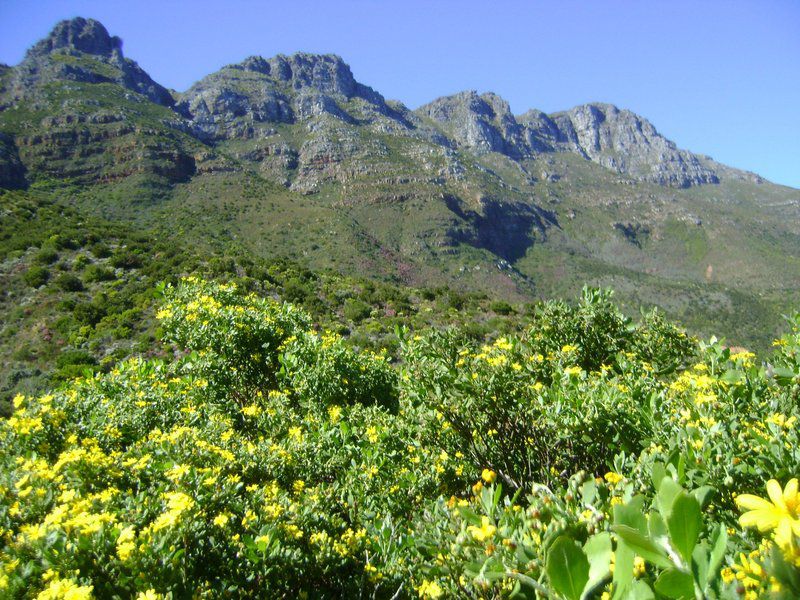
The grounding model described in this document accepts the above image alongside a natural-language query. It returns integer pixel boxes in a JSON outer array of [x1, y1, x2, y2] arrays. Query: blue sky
[[1, 0, 798, 188]]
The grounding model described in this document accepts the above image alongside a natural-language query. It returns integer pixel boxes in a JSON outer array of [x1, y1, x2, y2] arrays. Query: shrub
[[490, 300, 514, 315], [89, 242, 112, 258], [73, 302, 106, 325], [33, 247, 58, 265], [83, 263, 116, 283], [281, 331, 398, 412], [0, 279, 797, 599], [343, 297, 371, 322], [55, 273, 84, 292], [23, 265, 50, 287], [157, 277, 310, 405], [109, 251, 143, 269]]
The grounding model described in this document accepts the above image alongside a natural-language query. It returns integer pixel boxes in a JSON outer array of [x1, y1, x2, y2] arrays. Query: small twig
[[388, 582, 404, 600]]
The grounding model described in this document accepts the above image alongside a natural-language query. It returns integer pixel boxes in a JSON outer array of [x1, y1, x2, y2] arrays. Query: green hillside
[[1, 18, 799, 362]]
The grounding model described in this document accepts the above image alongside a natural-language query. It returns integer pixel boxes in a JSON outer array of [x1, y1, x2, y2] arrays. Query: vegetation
[[1, 277, 798, 598], [2, 188, 560, 414], [1, 24, 799, 597]]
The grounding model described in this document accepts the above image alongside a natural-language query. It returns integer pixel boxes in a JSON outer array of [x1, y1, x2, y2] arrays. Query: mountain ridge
[[2, 16, 800, 359], [0, 17, 774, 190]]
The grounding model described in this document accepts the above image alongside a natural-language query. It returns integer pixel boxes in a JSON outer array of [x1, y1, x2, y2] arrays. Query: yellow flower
[[467, 516, 496, 542], [633, 556, 646, 578], [481, 469, 496, 484], [213, 513, 230, 528], [116, 526, 136, 561], [288, 426, 303, 442], [36, 578, 94, 599], [365, 426, 379, 443], [418, 580, 444, 599], [327, 405, 342, 423], [604, 471, 623, 485], [136, 591, 164, 600], [737, 478, 800, 549]]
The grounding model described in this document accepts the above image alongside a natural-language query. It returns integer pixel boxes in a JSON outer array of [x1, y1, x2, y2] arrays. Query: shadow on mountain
[[443, 194, 558, 262]]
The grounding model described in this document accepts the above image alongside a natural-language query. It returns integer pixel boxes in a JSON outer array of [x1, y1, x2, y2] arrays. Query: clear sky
[[1, 0, 798, 188]]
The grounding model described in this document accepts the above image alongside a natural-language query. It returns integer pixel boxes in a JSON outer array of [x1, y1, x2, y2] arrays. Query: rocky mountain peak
[[416, 90, 527, 157], [27, 17, 123, 59], [224, 53, 374, 100], [270, 53, 357, 97], [547, 102, 719, 187], [9, 17, 173, 106], [178, 52, 399, 141]]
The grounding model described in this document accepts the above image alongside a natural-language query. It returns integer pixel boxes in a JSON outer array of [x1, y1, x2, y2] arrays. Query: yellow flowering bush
[[0, 278, 798, 598]]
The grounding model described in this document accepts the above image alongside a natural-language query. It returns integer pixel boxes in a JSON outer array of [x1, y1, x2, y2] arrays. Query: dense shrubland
[[2, 190, 555, 413], [1, 278, 799, 598]]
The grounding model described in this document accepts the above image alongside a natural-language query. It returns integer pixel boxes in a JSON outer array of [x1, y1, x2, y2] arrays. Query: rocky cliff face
[[177, 53, 404, 142], [0, 16, 767, 193], [418, 95, 723, 188], [544, 103, 720, 187], [417, 91, 527, 157], [0, 19, 203, 186]]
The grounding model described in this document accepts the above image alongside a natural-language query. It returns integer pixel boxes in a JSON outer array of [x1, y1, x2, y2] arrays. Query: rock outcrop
[[9, 17, 173, 106], [417, 91, 527, 157], [177, 53, 403, 141], [543, 103, 720, 187], [417, 94, 722, 187], [0, 17, 767, 192]]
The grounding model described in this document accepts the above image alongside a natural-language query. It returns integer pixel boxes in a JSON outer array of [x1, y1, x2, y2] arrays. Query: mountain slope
[[1, 17, 799, 355]]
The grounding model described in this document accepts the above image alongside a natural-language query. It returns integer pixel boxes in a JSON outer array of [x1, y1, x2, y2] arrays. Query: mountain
[[2, 17, 800, 358]]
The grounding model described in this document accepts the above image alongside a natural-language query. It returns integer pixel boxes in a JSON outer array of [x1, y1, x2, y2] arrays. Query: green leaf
[[691, 543, 709, 589], [654, 568, 695, 599], [613, 496, 647, 534], [772, 366, 796, 385], [706, 525, 728, 584], [691, 486, 715, 509], [648, 511, 668, 541], [581, 478, 597, 505], [611, 539, 635, 600], [720, 369, 744, 384], [612, 525, 673, 569], [546, 536, 590, 600], [582, 533, 612, 599], [656, 477, 683, 518], [628, 580, 656, 600], [651, 463, 667, 490], [666, 492, 702, 566]]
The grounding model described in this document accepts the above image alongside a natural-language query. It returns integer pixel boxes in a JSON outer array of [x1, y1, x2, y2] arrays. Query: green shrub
[[281, 331, 398, 412], [0, 279, 797, 599], [73, 302, 106, 325], [343, 297, 371, 322], [83, 263, 116, 283], [89, 242, 112, 258], [33, 247, 58, 265], [490, 300, 514, 315], [109, 251, 143, 269], [55, 273, 84, 292], [23, 265, 50, 287], [157, 277, 310, 405]]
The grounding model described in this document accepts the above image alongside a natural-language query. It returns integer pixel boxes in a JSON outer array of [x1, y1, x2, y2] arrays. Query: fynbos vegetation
[[1, 278, 798, 598]]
